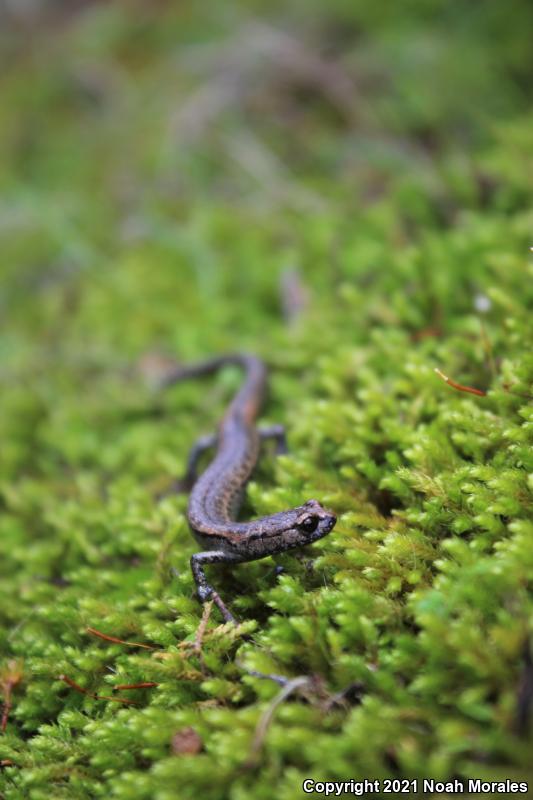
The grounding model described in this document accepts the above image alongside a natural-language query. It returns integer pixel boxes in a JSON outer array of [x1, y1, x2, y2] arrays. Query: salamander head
[[229, 499, 336, 555], [289, 498, 336, 543]]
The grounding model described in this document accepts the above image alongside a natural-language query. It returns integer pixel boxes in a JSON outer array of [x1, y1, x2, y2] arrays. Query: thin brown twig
[[239, 667, 291, 687], [113, 682, 159, 691], [434, 368, 486, 397], [178, 601, 214, 672], [435, 366, 533, 400], [194, 600, 213, 653], [58, 674, 138, 705], [244, 676, 310, 767], [86, 627, 156, 650]]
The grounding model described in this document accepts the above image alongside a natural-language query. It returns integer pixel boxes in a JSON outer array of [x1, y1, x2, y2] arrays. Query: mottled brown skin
[[161, 354, 336, 622]]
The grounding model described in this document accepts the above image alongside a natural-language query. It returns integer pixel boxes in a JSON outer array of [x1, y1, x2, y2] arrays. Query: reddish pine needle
[[58, 674, 138, 705], [58, 674, 92, 695], [113, 682, 159, 691], [86, 627, 155, 650], [434, 368, 486, 397]]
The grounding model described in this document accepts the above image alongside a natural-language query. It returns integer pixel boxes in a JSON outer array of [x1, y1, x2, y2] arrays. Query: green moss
[[1, 1, 532, 798]]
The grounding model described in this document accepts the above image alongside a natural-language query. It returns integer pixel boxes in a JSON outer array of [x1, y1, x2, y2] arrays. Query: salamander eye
[[299, 515, 319, 533]]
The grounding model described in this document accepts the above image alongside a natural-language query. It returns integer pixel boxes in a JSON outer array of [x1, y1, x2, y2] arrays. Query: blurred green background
[[0, 1, 532, 798]]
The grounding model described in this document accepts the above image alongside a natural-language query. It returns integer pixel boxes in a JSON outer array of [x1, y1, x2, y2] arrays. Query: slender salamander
[[161, 354, 337, 622]]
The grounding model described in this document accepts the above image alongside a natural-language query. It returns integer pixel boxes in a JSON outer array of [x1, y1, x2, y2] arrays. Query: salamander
[[161, 354, 336, 622]]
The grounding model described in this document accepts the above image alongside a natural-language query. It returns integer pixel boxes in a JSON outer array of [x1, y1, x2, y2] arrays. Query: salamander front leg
[[176, 433, 217, 491], [259, 424, 288, 455], [190, 550, 242, 624]]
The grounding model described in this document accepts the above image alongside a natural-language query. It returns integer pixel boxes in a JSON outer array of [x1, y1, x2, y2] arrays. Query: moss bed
[[0, 2, 532, 798]]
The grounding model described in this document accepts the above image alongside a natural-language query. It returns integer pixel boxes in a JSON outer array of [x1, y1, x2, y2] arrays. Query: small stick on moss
[[434, 368, 486, 397], [1, 660, 23, 734], [322, 681, 364, 711], [435, 367, 532, 400], [113, 682, 159, 690], [239, 666, 291, 687], [178, 600, 214, 656], [58, 674, 139, 705], [86, 627, 156, 650], [193, 599, 213, 653], [244, 676, 311, 768]]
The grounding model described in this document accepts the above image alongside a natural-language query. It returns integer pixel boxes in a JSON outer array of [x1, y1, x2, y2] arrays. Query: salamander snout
[[322, 513, 336, 533]]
